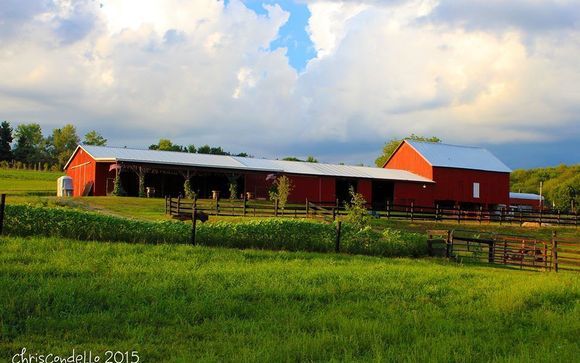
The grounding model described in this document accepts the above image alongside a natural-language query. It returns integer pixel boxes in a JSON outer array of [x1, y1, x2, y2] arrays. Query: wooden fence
[[167, 197, 578, 226], [428, 229, 579, 272]]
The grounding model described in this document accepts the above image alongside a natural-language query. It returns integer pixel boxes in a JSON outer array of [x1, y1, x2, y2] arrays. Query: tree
[[197, 145, 211, 154], [187, 144, 196, 153], [149, 138, 184, 152], [344, 186, 369, 230], [13, 123, 44, 164], [0, 121, 13, 161], [83, 130, 107, 146], [375, 134, 441, 167], [51, 124, 80, 167], [269, 175, 293, 209], [282, 157, 301, 162], [306, 156, 318, 163]]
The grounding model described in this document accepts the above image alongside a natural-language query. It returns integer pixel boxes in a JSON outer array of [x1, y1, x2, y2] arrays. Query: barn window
[[473, 182, 480, 198]]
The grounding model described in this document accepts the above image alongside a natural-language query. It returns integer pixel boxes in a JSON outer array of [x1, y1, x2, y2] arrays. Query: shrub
[[3, 205, 427, 257], [344, 186, 369, 230]]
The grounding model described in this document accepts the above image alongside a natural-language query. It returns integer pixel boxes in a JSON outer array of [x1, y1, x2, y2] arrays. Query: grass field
[[0, 236, 578, 362], [0, 169, 63, 195]]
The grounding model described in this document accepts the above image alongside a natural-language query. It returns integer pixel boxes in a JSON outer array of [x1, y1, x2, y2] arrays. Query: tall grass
[[0, 236, 578, 362], [4, 205, 427, 257]]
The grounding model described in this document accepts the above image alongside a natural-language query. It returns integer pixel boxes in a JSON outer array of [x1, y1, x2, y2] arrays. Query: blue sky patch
[[228, 0, 316, 71]]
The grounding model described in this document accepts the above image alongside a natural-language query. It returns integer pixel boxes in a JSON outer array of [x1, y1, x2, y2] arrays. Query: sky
[[0, 0, 579, 169]]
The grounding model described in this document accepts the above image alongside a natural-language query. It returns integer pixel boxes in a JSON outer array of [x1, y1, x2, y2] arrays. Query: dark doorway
[[372, 181, 394, 210], [336, 178, 358, 205]]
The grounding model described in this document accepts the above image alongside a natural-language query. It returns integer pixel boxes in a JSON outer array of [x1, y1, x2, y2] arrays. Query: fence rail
[[428, 229, 579, 272], [166, 197, 579, 226]]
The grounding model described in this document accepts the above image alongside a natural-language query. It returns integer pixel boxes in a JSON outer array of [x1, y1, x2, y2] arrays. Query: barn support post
[[335, 221, 342, 253], [242, 194, 247, 216], [0, 194, 6, 235], [190, 205, 197, 245], [137, 167, 146, 198], [551, 231, 558, 272]]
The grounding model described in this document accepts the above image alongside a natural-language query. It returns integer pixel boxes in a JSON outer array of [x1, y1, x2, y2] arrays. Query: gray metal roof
[[406, 141, 512, 173], [510, 192, 544, 201], [75, 145, 432, 183]]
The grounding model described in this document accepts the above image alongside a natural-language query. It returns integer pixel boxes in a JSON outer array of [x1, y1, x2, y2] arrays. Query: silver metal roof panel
[[76, 145, 432, 183], [406, 141, 511, 173], [509, 192, 544, 201]]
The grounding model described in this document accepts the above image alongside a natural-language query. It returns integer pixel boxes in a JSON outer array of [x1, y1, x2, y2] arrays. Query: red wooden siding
[[510, 197, 542, 209], [358, 180, 372, 204], [384, 142, 433, 179], [65, 148, 97, 197], [393, 182, 434, 206], [432, 167, 509, 206]]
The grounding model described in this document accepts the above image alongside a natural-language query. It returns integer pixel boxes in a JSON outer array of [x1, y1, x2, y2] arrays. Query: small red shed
[[384, 140, 511, 208]]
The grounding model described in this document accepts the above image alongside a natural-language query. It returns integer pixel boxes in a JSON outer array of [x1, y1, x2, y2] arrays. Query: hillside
[[511, 164, 579, 210]]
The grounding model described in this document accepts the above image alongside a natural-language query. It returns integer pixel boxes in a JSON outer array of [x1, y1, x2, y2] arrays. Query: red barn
[[384, 140, 511, 209], [63, 145, 433, 207], [509, 192, 544, 211]]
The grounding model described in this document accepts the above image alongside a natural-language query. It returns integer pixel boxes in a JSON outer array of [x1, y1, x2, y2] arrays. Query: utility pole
[[539, 180, 543, 210]]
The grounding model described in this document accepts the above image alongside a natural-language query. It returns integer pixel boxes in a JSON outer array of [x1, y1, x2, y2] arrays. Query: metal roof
[[406, 141, 512, 173], [509, 192, 544, 201], [74, 145, 432, 183]]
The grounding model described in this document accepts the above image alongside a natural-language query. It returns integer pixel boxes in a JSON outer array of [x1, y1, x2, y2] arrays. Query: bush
[[3, 205, 427, 257]]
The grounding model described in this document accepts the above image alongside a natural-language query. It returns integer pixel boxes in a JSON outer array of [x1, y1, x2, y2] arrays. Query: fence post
[[243, 194, 247, 216], [499, 207, 503, 225], [557, 210, 561, 225], [478, 205, 483, 225], [165, 196, 168, 214], [275, 198, 279, 217], [386, 201, 391, 219], [457, 206, 461, 224], [0, 194, 6, 235], [551, 231, 558, 272], [177, 196, 181, 216], [435, 204, 439, 222], [519, 210, 523, 225], [410, 202, 414, 221], [215, 196, 219, 216], [488, 235, 495, 264], [190, 206, 197, 245], [539, 208, 543, 226], [332, 208, 336, 220], [446, 230, 453, 258], [335, 221, 342, 252], [306, 198, 309, 217]]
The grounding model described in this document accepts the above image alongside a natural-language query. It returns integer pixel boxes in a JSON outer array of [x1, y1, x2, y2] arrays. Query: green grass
[[0, 169, 63, 196], [0, 236, 578, 362]]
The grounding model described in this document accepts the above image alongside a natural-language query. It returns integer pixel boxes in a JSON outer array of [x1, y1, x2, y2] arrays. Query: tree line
[[0, 121, 107, 171], [511, 164, 579, 211]]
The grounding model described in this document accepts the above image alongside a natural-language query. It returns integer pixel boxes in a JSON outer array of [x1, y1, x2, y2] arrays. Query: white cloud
[[0, 0, 579, 163]]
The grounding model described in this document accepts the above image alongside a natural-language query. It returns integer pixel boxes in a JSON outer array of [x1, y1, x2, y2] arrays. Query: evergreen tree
[[0, 121, 13, 161]]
